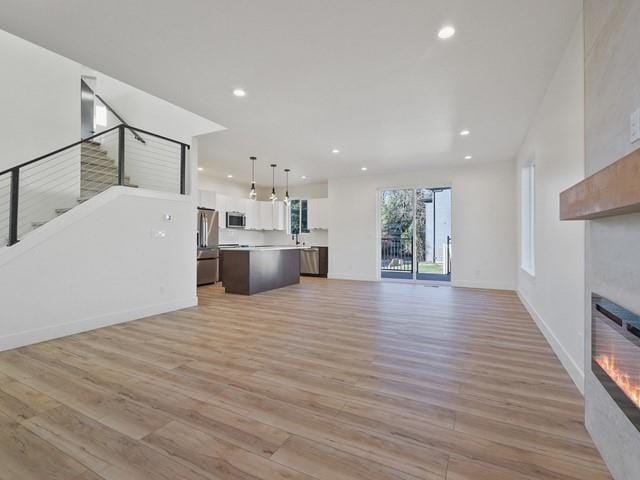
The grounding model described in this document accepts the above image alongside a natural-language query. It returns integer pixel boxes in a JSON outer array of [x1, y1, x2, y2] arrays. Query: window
[[289, 199, 309, 234], [521, 161, 535, 275], [94, 104, 108, 128]]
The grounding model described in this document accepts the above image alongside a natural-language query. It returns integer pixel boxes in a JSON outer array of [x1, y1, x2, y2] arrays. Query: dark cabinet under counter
[[220, 247, 301, 295]]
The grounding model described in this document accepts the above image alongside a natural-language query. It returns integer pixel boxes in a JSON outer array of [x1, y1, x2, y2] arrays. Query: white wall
[[88, 68, 223, 195], [0, 187, 197, 351], [515, 18, 585, 392], [92, 71, 224, 145], [0, 29, 224, 172], [198, 175, 248, 198], [0, 29, 81, 172], [328, 161, 517, 288]]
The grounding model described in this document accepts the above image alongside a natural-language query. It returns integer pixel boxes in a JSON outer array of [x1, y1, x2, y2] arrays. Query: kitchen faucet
[[292, 233, 301, 245]]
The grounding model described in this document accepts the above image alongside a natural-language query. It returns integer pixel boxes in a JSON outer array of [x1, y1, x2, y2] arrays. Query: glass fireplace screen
[[592, 294, 640, 431]]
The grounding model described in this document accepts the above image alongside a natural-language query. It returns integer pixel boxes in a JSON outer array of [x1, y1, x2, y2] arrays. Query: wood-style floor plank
[[0, 278, 611, 480], [143, 420, 313, 480], [0, 411, 87, 480]]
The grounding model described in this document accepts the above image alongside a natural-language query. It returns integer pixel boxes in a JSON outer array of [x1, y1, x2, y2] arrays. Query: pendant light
[[248, 156, 257, 201], [269, 164, 278, 203], [283, 168, 291, 206]]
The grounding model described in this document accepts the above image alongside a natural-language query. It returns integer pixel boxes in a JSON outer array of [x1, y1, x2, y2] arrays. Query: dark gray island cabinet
[[220, 247, 302, 295]]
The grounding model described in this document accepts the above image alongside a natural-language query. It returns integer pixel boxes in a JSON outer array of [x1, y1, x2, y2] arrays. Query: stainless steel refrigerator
[[197, 207, 219, 286]]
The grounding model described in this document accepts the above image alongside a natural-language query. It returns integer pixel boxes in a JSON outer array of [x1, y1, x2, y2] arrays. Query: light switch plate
[[151, 229, 166, 239], [631, 108, 640, 144], [164, 213, 173, 222]]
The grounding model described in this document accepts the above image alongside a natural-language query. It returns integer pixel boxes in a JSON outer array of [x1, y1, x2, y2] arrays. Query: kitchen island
[[220, 246, 303, 295]]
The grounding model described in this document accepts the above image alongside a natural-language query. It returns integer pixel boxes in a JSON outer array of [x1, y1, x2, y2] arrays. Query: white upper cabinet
[[244, 200, 259, 230], [308, 198, 328, 230], [259, 201, 273, 230], [225, 196, 239, 214], [235, 198, 248, 216], [214, 193, 228, 228], [273, 201, 286, 231]]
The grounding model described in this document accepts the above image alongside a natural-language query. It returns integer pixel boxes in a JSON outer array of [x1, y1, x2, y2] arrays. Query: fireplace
[[592, 294, 640, 431]]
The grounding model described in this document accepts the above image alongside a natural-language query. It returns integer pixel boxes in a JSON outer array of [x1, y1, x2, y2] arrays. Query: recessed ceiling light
[[438, 25, 456, 39], [460, 129, 470, 136], [197, 167, 204, 171], [464, 155, 473, 160], [361, 167, 368, 171], [232, 88, 246, 97], [301, 175, 307, 179], [332, 149, 340, 154], [227, 174, 233, 178]]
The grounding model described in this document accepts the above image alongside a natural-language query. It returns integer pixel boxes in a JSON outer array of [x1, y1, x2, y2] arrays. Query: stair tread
[[81, 154, 115, 165]]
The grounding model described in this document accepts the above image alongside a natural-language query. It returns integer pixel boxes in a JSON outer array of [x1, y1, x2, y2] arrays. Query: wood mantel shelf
[[560, 148, 640, 220]]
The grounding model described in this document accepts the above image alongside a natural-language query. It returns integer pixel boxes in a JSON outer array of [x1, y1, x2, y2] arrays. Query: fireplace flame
[[595, 354, 640, 408]]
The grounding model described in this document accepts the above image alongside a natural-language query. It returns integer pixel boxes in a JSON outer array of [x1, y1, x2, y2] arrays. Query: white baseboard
[[0, 297, 197, 352], [328, 272, 378, 282], [517, 290, 585, 395], [327, 273, 516, 290], [452, 278, 516, 291]]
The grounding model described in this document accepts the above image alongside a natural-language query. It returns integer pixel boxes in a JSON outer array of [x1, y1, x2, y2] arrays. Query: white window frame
[[520, 160, 535, 276]]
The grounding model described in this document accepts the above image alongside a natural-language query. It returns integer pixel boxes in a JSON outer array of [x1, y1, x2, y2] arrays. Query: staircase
[[79, 141, 137, 200], [0, 123, 189, 247], [29, 141, 138, 231]]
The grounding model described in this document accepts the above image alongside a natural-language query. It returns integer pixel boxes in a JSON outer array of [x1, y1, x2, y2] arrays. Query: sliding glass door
[[415, 188, 451, 280], [380, 189, 414, 279], [380, 187, 451, 281]]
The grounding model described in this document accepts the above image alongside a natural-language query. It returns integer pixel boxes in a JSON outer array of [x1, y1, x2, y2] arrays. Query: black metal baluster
[[117, 125, 125, 186], [180, 144, 186, 195], [8, 168, 19, 246]]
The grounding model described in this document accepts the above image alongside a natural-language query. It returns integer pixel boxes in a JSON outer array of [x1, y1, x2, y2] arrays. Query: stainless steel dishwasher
[[300, 247, 320, 275]]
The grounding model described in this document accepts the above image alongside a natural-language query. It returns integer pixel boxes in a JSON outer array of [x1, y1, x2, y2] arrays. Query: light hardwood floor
[[0, 278, 610, 479]]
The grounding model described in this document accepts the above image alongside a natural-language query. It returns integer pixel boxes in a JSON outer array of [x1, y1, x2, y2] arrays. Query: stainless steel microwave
[[226, 211, 246, 228]]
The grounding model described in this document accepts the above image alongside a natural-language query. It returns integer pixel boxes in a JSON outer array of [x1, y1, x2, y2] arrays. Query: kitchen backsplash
[[218, 228, 266, 245], [219, 228, 327, 247], [263, 230, 328, 246]]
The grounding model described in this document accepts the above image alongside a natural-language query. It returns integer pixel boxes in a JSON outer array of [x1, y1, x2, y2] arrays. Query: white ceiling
[[0, 0, 581, 186]]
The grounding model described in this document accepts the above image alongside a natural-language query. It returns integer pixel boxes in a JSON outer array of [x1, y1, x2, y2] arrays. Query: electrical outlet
[[151, 229, 166, 239], [631, 108, 640, 144]]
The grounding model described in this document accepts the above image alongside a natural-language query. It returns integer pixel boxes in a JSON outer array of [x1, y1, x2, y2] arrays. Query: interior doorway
[[380, 187, 451, 282], [80, 78, 96, 139]]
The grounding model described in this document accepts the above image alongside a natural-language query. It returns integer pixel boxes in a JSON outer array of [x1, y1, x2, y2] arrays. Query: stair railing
[[94, 93, 146, 145], [0, 124, 189, 247]]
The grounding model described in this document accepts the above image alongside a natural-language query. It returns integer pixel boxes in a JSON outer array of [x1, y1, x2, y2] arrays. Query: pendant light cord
[[285, 168, 290, 197], [271, 164, 276, 194]]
